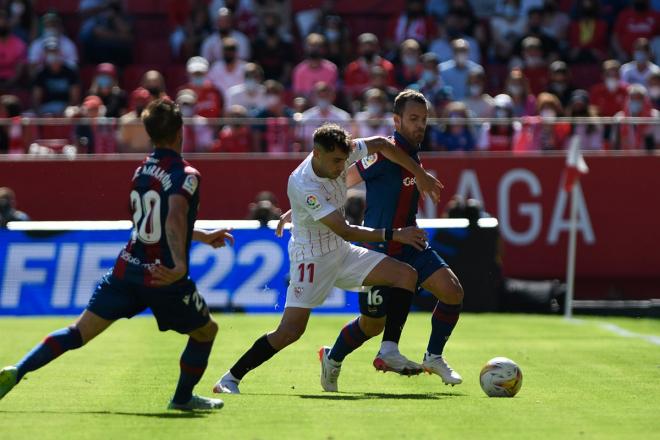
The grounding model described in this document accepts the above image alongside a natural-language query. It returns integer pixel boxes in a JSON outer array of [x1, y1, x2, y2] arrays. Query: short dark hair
[[142, 98, 183, 146], [312, 123, 351, 154], [393, 89, 427, 116]]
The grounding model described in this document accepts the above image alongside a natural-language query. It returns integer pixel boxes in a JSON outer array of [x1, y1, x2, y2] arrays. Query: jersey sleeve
[[356, 152, 385, 182], [347, 138, 369, 165], [295, 184, 337, 221], [169, 166, 201, 201]]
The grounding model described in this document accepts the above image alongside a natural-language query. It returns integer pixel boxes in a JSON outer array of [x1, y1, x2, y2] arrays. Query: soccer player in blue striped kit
[[319, 89, 464, 391], [0, 99, 233, 410]]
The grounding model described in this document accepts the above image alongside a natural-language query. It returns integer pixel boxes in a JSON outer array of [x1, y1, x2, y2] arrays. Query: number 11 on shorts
[[298, 263, 315, 283]]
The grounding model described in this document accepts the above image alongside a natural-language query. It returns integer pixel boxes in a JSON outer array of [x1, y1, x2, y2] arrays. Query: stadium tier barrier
[[0, 218, 500, 316]]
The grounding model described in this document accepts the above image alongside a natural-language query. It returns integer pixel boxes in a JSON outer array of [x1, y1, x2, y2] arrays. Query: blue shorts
[[87, 274, 210, 334], [359, 247, 448, 318]]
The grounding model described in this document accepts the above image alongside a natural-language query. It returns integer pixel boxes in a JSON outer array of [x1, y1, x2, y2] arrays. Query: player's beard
[[402, 123, 425, 146]]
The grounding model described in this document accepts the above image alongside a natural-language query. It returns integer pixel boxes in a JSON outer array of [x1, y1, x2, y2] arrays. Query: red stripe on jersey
[[388, 167, 416, 256]]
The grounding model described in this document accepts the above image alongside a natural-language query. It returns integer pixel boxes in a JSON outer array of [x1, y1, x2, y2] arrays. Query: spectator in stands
[[211, 104, 253, 152], [297, 81, 350, 150], [620, 38, 660, 88], [253, 80, 295, 152], [176, 89, 215, 153], [613, 84, 660, 150], [540, 0, 569, 43], [0, 187, 29, 228], [432, 101, 477, 151], [209, 0, 259, 39], [439, 39, 482, 100], [394, 38, 423, 89], [568, 0, 609, 63], [0, 94, 28, 154], [489, 0, 528, 62], [429, 8, 481, 64], [506, 68, 537, 116], [519, 36, 549, 95], [28, 12, 78, 74], [566, 89, 604, 150], [366, 65, 399, 106], [612, 0, 660, 61], [480, 94, 521, 151], [251, 12, 295, 85], [246, 190, 282, 227], [208, 37, 247, 97], [32, 38, 80, 116], [201, 7, 250, 63], [353, 88, 393, 138], [344, 33, 395, 102], [226, 63, 266, 115], [464, 67, 495, 118], [140, 70, 167, 100], [74, 95, 117, 154], [87, 62, 126, 118], [410, 52, 452, 115], [292, 33, 338, 98], [79, 0, 133, 67], [589, 59, 629, 117], [252, 0, 292, 39], [513, 7, 560, 62], [315, 14, 349, 72], [8, 0, 37, 43], [0, 10, 26, 88], [649, 71, 660, 110], [388, 0, 437, 50], [117, 87, 151, 153], [546, 60, 575, 107], [170, 0, 213, 60], [526, 92, 571, 150], [180, 56, 223, 118]]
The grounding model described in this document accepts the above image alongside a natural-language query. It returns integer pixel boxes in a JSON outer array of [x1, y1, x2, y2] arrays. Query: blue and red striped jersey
[[112, 148, 201, 285], [357, 131, 420, 256]]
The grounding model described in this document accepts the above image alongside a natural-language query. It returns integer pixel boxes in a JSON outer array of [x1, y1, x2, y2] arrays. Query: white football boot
[[373, 351, 424, 375], [422, 353, 463, 385], [318, 346, 341, 392], [168, 394, 224, 411], [212, 371, 241, 394]]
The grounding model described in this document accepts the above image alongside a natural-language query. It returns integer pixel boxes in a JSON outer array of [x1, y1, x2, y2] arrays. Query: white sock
[[224, 371, 240, 383], [425, 352, 442, 360], [380, 341, 399, 354]]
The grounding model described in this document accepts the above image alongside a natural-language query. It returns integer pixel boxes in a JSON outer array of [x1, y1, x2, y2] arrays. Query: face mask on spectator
[[540, 108, 557, 119], [495, 108, 509, 118], [402, 54, 418, 67], [180, 105, 195, 117], [508, 84, 523, 95], [96, 75, 113, 88], [524, 56, 544, 67], [43, 27, 58, 38], [454, 53, 468, 66], [45, 53, 60, 65], [650, 86, 660, 100], [223, 53, 236, 64], [363, 51, 376, 63], [191, 76, 205, 87], [11, 2, 25, 17], [366, 102, 383, 116], [628, 100, 643, 115], [325, 29, 340, 43], [421, 69, 437, 83], [469, 84, 483, 97], [308, 50, 322, 60], [633, 51, 648, 64], [265, 94, 280, 108], [245, 78, 258, 92], [503, 4, 518, 18], [146, 86, 161, 97], [317, 98, 330, 110], [605, 77, 618, 92]]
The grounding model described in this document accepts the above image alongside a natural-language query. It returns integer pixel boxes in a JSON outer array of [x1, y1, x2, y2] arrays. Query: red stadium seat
[[125, 0, 157, 15], [570, 64, 603, 91], [134, 17, 170, 39], [165, 65, 189, 94], [134, 39, 172, 65], [35, 0, 79, 14], [80, 65, 98, 92]]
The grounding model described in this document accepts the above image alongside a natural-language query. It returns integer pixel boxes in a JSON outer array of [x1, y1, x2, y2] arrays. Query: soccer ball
[[479, 357, 523, 397]]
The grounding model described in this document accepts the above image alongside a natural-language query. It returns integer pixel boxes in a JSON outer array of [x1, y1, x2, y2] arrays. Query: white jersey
[[287, 142, 368, 261]]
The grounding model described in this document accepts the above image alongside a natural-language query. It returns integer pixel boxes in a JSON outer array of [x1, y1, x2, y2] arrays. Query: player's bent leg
[[170, 318, 222, 410], [215, 308, 312, 395], [1, 309, 115, 401], [420, 268, 464, 385], [363, 258, 423, 376]]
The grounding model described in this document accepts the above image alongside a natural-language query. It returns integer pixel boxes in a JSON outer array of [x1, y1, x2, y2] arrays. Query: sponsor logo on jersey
[[306, 194, 321, 210], [183, 174, 199, 195], [403, 176, 417, 187], [361, 153, 378, 169]]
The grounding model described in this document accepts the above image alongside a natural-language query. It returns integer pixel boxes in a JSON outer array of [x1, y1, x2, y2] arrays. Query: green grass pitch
[[0, 313, 659, 440]]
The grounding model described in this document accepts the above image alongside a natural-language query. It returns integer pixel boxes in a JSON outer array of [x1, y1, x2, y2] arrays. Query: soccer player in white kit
[[214, 123, 442, 394]]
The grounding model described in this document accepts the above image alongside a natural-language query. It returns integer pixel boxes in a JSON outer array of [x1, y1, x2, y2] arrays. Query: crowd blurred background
[[0, 0, 658, 155]]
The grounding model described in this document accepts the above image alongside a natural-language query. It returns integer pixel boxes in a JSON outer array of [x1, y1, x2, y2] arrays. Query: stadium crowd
[[0, 0, 658, 154]]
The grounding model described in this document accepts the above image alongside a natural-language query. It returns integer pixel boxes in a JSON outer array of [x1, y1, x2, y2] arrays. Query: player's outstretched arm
[[151, 194, 189, 286], [193, 228, 234, 248], [354, 137, 443, 202], [275, 209, 291, 237], [319, 210, 428, 250]]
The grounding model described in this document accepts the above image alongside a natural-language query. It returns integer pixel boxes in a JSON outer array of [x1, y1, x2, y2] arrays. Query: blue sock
[[173, 338, 214, 404], [328, 318, 371, 363], [16, 326, 83, 381], [427, 301, 461, 356]]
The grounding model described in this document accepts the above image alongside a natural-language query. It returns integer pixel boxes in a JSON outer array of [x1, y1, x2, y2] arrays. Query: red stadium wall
[[2, 152, 659, 299]]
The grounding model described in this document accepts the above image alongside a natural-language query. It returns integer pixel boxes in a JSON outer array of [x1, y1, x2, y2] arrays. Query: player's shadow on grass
[[248, 391, 465, 400], [0, 410, 209, 419]]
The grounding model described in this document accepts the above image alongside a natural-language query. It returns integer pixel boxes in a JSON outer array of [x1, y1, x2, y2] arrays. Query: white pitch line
[[598, 322, 660, 346]]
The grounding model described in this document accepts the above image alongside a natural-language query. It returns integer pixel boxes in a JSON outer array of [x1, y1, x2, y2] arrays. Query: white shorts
[[285, 242, 386, 309]]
